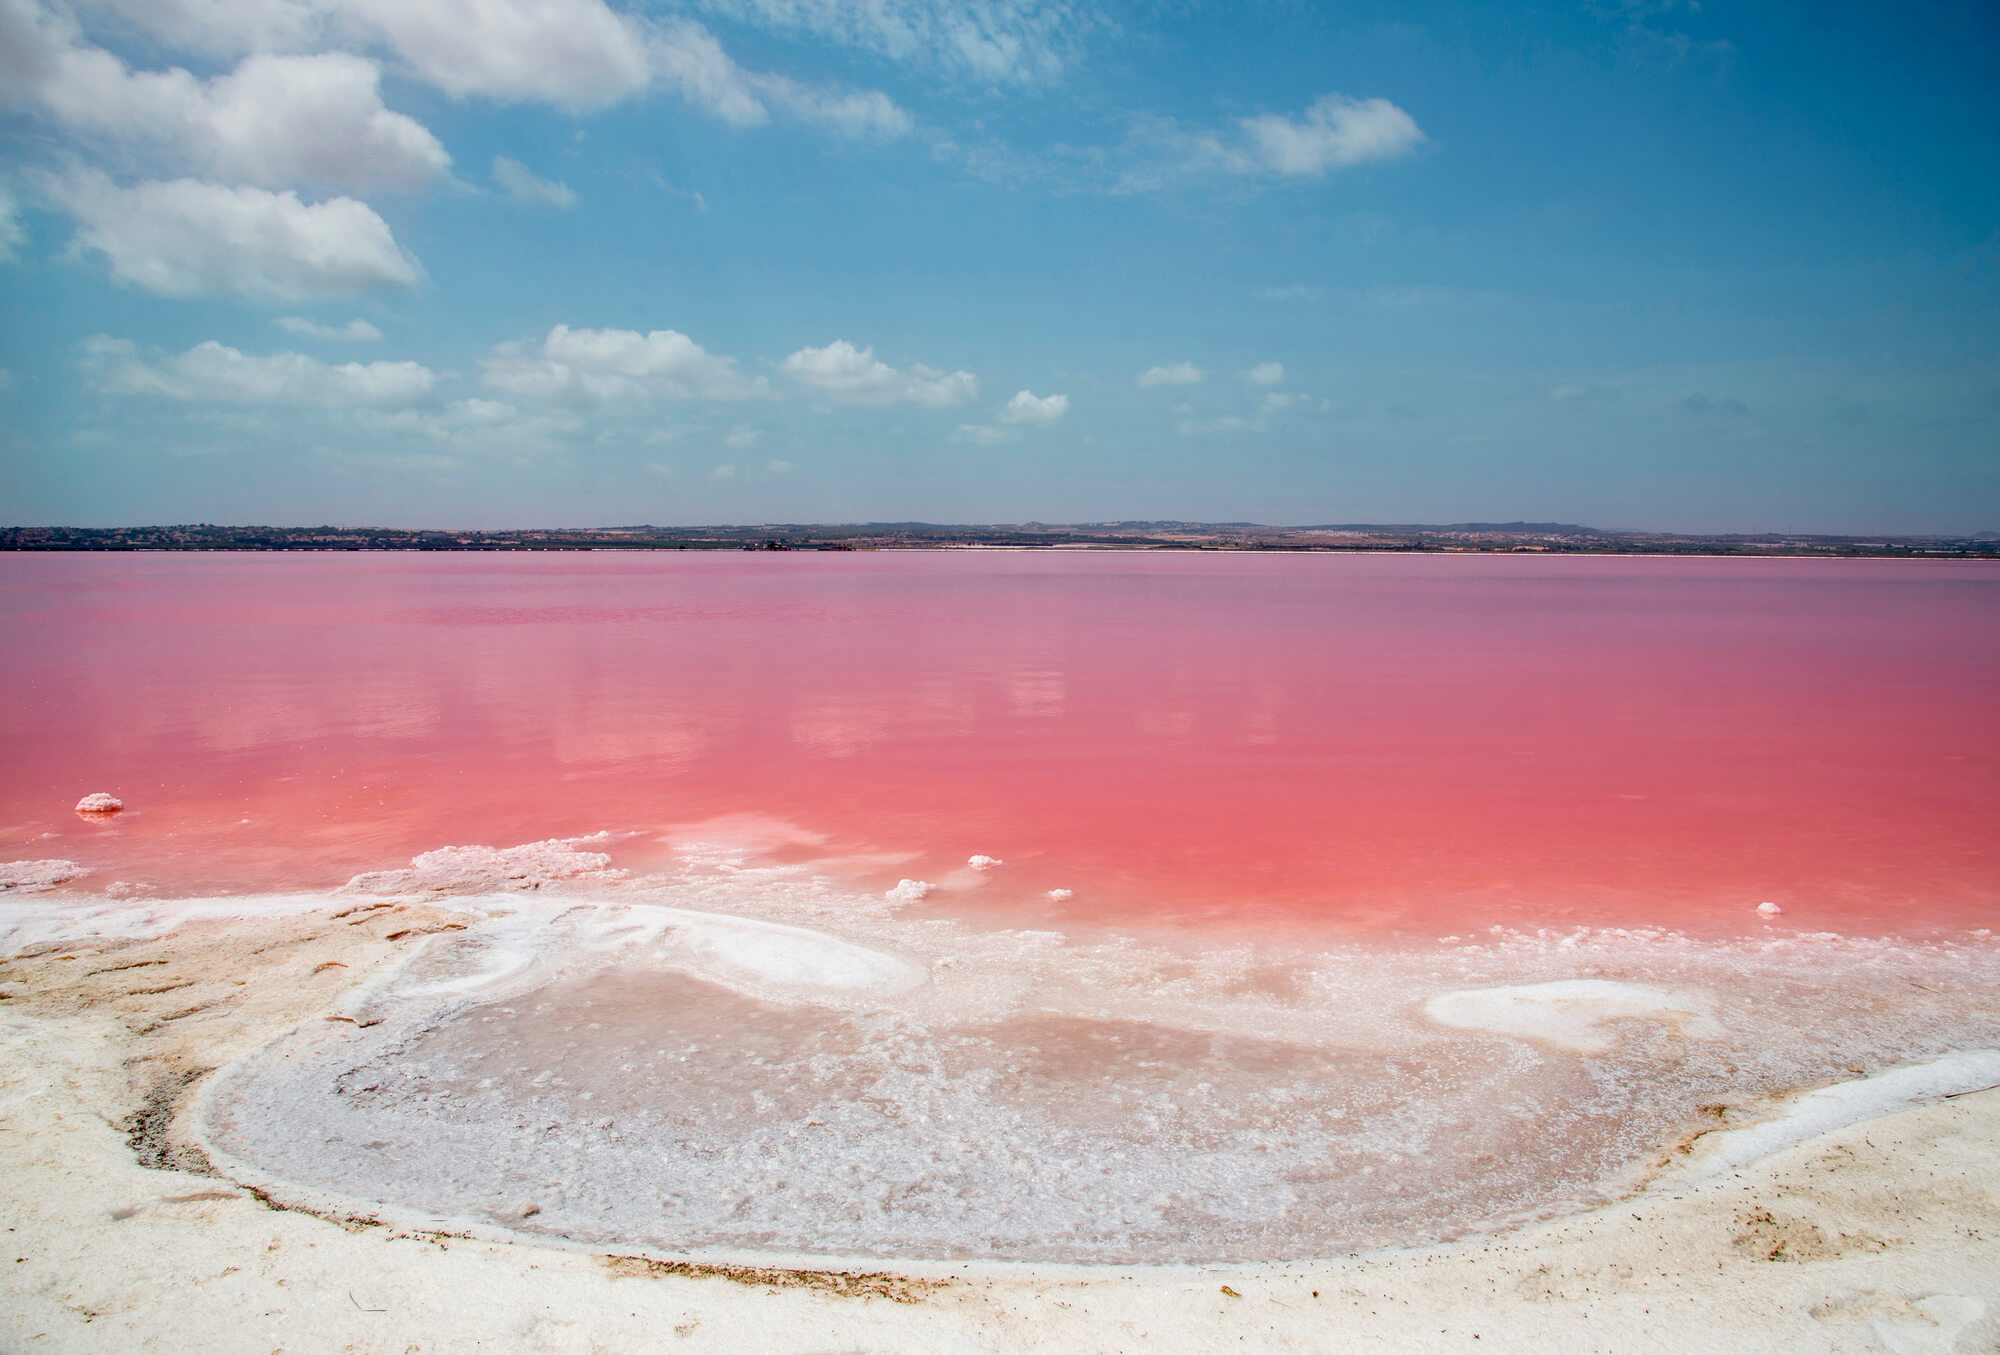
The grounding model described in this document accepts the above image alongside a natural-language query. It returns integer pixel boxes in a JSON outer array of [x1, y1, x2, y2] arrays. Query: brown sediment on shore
[[3, 910, 1999, 1352]]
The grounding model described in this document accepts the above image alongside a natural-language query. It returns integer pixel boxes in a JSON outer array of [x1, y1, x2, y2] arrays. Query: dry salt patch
[[1423, 979, 1725, 1054], [0, 859, 87, 893], [196, 891, 2000, 1265], [1673, 1049, 2000, 1181], [73, 792, 121, 814]]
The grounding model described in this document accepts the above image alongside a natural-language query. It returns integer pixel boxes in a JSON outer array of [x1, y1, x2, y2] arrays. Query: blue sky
[[1, 0, 1995, 531]]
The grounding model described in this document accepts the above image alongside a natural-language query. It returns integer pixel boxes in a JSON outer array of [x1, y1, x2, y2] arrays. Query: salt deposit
[[1758, 901, 1784, 916], [341, 836, 624, 895], [14, 834, 2000, 1267], [885, 878, 933, 902], [73, 792, 121, 814], [1422, 979, 1726, 1053], [968, 855, 1003, 869], [1674, 1048, 2000, 1180], [1048, 888, 1074, 901], [0, 859, 87, 893]]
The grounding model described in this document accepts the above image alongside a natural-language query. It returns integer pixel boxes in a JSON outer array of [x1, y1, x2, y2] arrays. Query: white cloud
[[492, 155, 577, 208], [2, 6, 449, 193], [482, 323, 770, 405], [724, 425, 759, 448], [1102, 93, 1422, 190], [48, 172, 421, 301], [1246, 361, 1284, 386], [692, 0, 1093, 85], [0, 186, 24, 261], [997, 388, 1068, 424], [68, 0, 328, 59], [950, 423, 1013, 445], [84, 335, 436, 407], [1236, 95, 1424, 177], [274, 315, 383, 341], [341, 0, 656, 109], [58, 0, 907, 134], [1260, 391, 1298, 415], [782, 340, 978, 407], [1137, 361, 1203, 388]]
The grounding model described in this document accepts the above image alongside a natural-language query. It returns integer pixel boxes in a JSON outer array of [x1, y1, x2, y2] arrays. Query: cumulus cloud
[[2, 6, 449, 192], [84, 335, 436, 407], [996, 388, 1068, 424], [1236, 95, 1424, 177], [492, 156, 577, 207], [692, 0, 1093, 85], [1137, 361, 1203, 388], [1246, 361, 1284, 386], [782, 340, 978, 407], [483, 323, 770, 405], [47, 171, 420, 301], [55, 0, 907, 134], [274, 315, 383, 340], [1105, 93, 1422, 190]]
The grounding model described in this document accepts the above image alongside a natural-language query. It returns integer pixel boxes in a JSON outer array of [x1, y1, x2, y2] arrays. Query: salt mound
[[1424, 979, 1725, 1053], [0, 859, 87, 893], [1047, 888, 1074, 901], [74, 792, 122, 814], [968, 855, 1003, 870], [342, 837, 625, 896], [1757, 901, 1784, 916], [884, 879, 932, 902]]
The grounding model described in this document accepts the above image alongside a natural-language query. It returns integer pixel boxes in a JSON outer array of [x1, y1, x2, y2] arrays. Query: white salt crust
[[73, 792, 121, 814], [14, 834, 2000, 1267], [0, 859, 87, 892], [1422, 979, 1726, 1053]]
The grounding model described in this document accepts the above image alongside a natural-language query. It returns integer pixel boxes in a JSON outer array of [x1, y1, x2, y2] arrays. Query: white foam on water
[[1423, 979, 1726, 1053]]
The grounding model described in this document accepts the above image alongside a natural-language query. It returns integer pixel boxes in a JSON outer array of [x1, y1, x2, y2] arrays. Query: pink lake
[[4, 550, 1996, 940]]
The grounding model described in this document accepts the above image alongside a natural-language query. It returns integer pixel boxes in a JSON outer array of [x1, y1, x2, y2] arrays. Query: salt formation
[[884, 878, 932, 902], [967, 855, 1003, 870], [342, 836, 624, 896], [74, 792, 121, 814], [1423, 980, 1725, 1054], [1757, 901, 1784, 916], [1047, 888, 1074, 901], [0, 859, 86, 892]]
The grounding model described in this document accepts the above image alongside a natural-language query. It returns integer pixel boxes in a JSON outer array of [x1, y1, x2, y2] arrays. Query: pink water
[[5, 550, 1996, 939]]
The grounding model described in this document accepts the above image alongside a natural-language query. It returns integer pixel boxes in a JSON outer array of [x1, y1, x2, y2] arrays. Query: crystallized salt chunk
[[1047, 888, 1074, 901], [967, 855, 1003, 870], [884, 879, 933, 903], [75, 792, 122, 814], [1757, 901, 1784, 916]]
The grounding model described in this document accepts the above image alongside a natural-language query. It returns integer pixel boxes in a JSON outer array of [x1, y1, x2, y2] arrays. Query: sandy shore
[[3, 906, 1998, 1354]]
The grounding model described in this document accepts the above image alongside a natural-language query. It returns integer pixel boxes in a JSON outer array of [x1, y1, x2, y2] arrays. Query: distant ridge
[[5, 522, 1996, 559]]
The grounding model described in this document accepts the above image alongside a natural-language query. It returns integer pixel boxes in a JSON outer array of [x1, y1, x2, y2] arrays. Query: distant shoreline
[[6, 522, 1998, 559]]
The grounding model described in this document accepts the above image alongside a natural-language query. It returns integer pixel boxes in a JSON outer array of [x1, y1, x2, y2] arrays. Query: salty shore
[[3, 903, 1998, 1353]]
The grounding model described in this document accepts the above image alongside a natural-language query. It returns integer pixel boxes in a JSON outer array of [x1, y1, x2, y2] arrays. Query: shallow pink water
[[4, 551, 1996, 939]]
